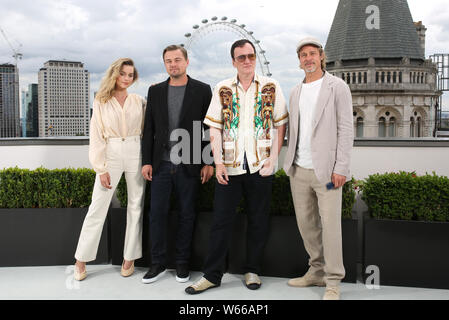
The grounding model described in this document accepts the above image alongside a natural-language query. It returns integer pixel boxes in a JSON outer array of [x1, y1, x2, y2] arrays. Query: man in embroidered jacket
[[185, 39, 288, 294]]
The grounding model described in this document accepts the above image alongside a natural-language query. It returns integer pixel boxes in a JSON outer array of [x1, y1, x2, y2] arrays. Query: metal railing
[[439, 111, 449, 130]]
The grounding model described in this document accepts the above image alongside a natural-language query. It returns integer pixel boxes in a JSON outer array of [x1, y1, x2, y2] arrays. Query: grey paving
[[0, 265, 448, 300]]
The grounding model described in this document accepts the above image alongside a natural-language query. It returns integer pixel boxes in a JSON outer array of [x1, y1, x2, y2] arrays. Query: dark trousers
[[203, 170, 273, 285], [148, 161, 199, 266]]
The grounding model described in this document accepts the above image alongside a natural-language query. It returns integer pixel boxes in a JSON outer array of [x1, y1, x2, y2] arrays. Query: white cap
[[296, 37, 323, 52]]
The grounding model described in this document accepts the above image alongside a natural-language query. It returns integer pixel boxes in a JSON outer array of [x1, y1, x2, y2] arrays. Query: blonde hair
[[95, 58, 138, 104]]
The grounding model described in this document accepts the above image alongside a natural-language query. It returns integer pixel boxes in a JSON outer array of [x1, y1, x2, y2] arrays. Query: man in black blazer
[[141, 45, 214, 284]]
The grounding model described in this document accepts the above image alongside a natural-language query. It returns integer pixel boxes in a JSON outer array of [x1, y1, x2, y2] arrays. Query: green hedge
[[117, 169, 356, 219], [0, 167, 95, 208], [0, 167, 357, 218], [342, 177, 357, 219], [360, 171, 449, 222]]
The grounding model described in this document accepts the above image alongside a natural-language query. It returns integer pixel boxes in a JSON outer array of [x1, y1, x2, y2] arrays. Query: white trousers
[[75, 136, 145, 262]]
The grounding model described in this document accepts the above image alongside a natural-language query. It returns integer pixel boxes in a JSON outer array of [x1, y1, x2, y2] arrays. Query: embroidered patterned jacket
[[204, 74, 288, 176]]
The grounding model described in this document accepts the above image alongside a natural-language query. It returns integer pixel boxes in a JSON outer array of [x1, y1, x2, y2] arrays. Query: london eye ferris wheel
[[180, 16, 272, 85]]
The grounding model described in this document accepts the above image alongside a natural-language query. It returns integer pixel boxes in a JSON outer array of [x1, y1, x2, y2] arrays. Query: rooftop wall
[[1, 138, 449, 179]]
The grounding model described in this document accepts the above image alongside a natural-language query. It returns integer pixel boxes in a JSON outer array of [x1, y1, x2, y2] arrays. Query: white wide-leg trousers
[[75, 136, 145, 262]]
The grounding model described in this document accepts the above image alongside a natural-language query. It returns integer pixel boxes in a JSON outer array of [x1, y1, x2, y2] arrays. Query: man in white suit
[[283, 37, 354, 300]]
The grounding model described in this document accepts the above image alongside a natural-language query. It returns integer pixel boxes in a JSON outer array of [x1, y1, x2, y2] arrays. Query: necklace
[[233, 81, 261, 133], [233, 81, 264, 166]]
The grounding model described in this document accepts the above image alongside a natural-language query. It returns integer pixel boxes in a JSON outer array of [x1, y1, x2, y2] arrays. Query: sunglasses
[[235, 53, 256, 63]]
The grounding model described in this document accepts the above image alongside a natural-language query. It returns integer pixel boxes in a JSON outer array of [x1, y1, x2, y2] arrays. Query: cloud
[[0, 0, 447, 109]]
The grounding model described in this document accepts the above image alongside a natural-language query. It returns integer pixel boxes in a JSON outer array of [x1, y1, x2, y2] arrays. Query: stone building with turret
[[325, 0, 441, 138]]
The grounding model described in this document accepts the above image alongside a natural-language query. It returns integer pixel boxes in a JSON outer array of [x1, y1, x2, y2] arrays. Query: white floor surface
[[0, 265, 448, 300]]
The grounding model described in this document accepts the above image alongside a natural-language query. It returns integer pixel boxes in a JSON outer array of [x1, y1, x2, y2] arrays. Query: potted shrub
[[361, 171, 449, 289], [0, 167, 109, 267]]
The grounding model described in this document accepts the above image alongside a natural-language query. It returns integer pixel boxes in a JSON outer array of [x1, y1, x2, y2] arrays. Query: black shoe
[[176, 264, 190, 283], [142, 264, 166, 284]]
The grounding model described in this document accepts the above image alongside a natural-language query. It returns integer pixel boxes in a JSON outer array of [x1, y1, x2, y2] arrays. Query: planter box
[[0, 208, 110, 267], [342, 218, 358, 283], [228, 215, 358, 283], [111, 209, 211, 270], [363, 218, 449, 290]]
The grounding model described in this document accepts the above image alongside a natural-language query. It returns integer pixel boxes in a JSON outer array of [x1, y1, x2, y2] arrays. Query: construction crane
[[0, 26, 23, 66]]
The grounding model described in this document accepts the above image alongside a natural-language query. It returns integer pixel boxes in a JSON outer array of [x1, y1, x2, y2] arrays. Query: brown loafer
[[323, 286, 340, 300], [288, 274, 326, 287]]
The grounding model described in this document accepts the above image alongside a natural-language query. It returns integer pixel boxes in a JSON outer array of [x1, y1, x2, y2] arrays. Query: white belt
[[107, 135, 140, 142]]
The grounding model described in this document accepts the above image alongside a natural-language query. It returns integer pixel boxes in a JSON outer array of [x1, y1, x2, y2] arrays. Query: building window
[[356, 117, 364, 138], [388, 117, 396, 137], [410, 117, 415, 137], [387, 72, 391, 83], [417, 117, 422, 137], [393, 72, 397, 83], [378, 117, 387, 137], [358, 72, 362, 84], [376, 72, 379, 83], [381, 72, 385, 83], [346, 73, 350, 84], [364, 72, 368, 84]]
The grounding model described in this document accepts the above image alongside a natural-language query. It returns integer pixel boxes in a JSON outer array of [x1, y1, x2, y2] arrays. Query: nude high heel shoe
[[121, 261, 134, 277], [74, 264, 87, 281]]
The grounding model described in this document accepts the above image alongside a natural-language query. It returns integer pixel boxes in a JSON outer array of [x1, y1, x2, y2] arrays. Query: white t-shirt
[[294, 77, 324, 169]]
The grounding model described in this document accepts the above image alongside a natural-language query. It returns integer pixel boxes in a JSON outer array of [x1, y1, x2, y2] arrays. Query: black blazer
[[142, 76, 213, 176]]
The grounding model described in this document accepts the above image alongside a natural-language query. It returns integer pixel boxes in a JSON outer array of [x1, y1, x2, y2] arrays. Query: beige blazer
[[283, 72, 354, 184]]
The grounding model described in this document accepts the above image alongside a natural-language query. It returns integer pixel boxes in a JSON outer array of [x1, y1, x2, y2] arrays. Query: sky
[[1, 0, 448, 110]]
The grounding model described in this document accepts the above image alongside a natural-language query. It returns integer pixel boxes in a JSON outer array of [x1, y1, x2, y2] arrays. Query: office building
[[38, 60, 90, 137], [0, 63, 20, 137]]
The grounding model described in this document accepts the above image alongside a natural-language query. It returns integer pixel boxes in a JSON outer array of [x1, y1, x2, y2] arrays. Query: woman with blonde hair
[[74, 58, 146, 281]]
